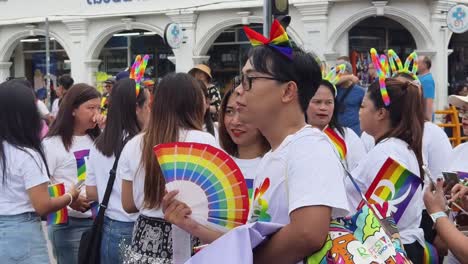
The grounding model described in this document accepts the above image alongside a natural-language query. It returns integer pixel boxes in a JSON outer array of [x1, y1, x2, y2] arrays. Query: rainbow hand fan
[[153, 142, 250, 232]]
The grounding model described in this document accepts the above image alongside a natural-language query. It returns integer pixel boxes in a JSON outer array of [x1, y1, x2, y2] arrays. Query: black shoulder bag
[[78, 145, 126, 264]]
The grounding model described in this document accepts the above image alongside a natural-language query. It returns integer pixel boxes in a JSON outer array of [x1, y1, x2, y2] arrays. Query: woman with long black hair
[[0, 80, 79, 263], [86, 79, 150, 263]]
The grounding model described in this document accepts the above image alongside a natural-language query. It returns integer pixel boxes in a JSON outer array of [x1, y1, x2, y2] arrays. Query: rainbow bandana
[[130, 54, 150, 97], [322, 64, 347, 96], [243, 19, 293, 60], [387, 49, 419, 82], [370, 48, 391, 106]]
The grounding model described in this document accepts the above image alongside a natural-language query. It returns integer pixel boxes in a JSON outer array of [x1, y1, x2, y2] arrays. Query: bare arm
[[122, 179, 138, 213], [253, 206, 331, 264], [86, 185, 98, 202], [434, 217, 468, 260], [425, 98, 434, 121], [28, 182, 79, 216]]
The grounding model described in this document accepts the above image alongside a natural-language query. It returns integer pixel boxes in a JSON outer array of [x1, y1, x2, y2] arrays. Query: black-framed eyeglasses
[[240, 73, 287, 91]]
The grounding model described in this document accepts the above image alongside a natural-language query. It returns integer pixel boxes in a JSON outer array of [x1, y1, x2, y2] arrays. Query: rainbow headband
[[130, 54, 150, 97], [322, 64, 346, 96], [243, 19, 293, 60], [387, 49, 419, 82], [370, 48, 391, 106]]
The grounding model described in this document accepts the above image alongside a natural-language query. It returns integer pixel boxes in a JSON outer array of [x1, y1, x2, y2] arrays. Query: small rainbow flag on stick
[[47, 183, 68, 225], [324, 127, 347, 160], [423, 241, 439, 264], [359, 157, 422, 223]]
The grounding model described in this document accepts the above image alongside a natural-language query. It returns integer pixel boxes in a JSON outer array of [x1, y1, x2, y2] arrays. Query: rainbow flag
[[47, 183, 68, 225], [423, 241, 439, 264], [73, 149, 90, 181], [324, 127, 347, 160], [361, 157, 422, 223]]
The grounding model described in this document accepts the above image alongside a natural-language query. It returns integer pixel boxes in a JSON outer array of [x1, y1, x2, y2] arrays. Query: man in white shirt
[[234, 44, 349, 263]]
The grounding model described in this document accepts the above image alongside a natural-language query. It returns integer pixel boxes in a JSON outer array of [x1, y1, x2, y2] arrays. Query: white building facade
[[0, 0, 466, 109]]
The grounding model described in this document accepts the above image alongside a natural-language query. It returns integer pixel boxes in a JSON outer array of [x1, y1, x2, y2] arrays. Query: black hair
[[95, 79, 148, 157], [58, 75, 74, 90], [47, 83, 101, 151], [422, 56, 432, 70], [197, 80, 215, 136], [248, 46, 322, 113], [319, 80, 345, 136], [0, 80, 50, 183]]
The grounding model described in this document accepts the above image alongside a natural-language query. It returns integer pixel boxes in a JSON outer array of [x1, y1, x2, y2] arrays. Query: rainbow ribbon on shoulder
[[324, 127, 347, 161], [47, 183, 68, 225]]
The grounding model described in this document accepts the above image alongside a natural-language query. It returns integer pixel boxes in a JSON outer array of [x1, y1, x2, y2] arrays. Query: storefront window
[[10, 36, 70, 86], [207, 24, 263, 95], [448, 32, 468, 94], [98, 30, 175, 80], [349, 17, 416, 87]]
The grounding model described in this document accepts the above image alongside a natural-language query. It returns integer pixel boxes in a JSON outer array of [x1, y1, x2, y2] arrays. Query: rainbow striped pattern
[[130, 54, 150, 97], [243, 19, 293, 59], [324, 127, 347, 161], [73, 149, 90, 182], [154, 142, 250, 230], [322, 64, 347, 95], [387, 49, 419, 82], [363, 157, 423, 223], [370, 48, 391, 106], [47, 183, 68, 225], [423, 241, 439, 264]]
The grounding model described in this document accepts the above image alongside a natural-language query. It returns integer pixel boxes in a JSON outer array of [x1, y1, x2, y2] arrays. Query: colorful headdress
[[130, 54, 150, 97], [387, 49, 419, 82], [370, 48, 391, 106], [243, 19, 293, 60], [322, 64, 347, 95]]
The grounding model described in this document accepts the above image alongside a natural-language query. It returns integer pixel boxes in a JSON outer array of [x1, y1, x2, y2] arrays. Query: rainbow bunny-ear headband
[[130, 54, 150, 97], [387, 49, 419, 83], [243, 19, 293, 60], [370, 48, 391, 106], [321, 63, 347, 96]]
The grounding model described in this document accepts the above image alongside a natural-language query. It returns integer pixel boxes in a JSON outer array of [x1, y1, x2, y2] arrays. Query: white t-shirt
[[118, 130, 218, 218], [233, 157, 262, 201], [422, 122, 453, 182], [345, 137, 424, 246], [86, 145, 138, 222], [43, 135, 95, 218], [249, 126, 349, 225], [0, 142, 50, 215], [51, 99, 60, 117], [447, 142, 468, 172], [360, 131, 375, 153], [36, 100, 50, 119], [342, 127, 366, 170]]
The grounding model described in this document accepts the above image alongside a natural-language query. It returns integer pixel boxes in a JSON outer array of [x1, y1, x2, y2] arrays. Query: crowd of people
[[0, 20, 467, 264]]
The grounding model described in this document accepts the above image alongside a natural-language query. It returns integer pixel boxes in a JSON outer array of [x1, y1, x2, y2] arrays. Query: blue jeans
[[100, 216, 134, 264], [48, 217, 93, 264], [0, 212, 50, 264]]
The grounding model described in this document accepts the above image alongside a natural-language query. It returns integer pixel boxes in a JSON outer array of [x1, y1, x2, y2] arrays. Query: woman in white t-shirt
[[43, 83, 103, 264], [218, 87, 270, 201], [0, 80, 80, 264], [119, 73, 217, 263], [346, 78, 426, 263], [307, 79, 366, 170], [85, 79, 150, 264]]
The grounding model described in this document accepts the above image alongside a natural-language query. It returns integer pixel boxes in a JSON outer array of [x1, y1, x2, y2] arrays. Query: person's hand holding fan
[[154, 142, 250, 233]]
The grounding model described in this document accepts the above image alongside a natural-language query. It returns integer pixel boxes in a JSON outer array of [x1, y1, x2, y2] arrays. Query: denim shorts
[[100, 216, 134, 264], [0, 212, 50, 264], [48, 216, 93, 264]]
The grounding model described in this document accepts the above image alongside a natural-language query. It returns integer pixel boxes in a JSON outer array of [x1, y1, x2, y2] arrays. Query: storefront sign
[[447, 4, 468, 34], [87, 0, 133, 5], [164, 23, 183, 49]]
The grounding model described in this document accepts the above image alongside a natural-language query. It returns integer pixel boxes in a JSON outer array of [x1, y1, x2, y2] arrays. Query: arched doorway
[[448, 32, 468, 94], [9, 35, 70, 99], [97, 29, 174, 89], [348, 17, 416, 87]]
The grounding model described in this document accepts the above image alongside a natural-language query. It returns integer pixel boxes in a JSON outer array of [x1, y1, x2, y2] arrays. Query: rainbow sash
[[324, 127, 347, 161]]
